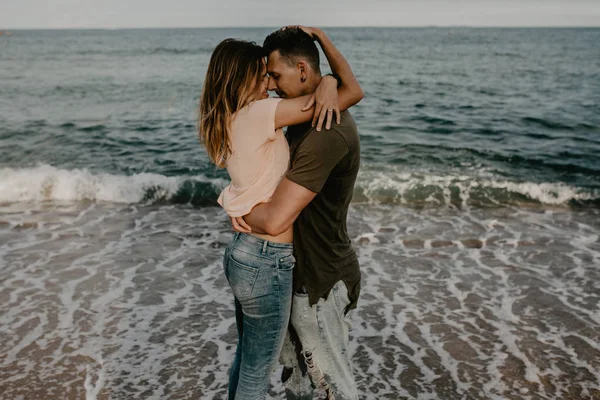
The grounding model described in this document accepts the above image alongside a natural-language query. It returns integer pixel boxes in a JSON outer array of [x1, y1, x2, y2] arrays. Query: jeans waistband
[[233, 232, 293, 253]]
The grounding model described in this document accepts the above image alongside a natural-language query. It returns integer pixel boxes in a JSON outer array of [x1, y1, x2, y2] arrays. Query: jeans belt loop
[[262, 239, 268, 255]]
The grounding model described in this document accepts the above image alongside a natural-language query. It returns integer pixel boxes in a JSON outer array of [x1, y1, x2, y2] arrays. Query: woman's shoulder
[[247, 97, 283, 111], [236, 97, 283, 122]]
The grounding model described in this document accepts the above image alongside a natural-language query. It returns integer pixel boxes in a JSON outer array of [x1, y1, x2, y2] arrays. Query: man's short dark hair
[[263, 27, 320, 73]]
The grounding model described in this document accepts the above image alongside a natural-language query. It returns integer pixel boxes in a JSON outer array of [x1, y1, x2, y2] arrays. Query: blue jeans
[[224, 232, 295, 400]]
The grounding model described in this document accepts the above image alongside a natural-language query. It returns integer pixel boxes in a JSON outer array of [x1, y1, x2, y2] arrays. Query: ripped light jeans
[[224, 232, 295, 400], [280, 280, 358, 400]]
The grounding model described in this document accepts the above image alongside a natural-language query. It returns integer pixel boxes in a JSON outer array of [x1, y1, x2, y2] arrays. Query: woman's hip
[[224, 233, 295, 303]]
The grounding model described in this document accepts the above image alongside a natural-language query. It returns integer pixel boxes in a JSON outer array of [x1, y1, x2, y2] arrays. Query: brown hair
[[199, 39, 264, 168], [263, 27, 320, 73]]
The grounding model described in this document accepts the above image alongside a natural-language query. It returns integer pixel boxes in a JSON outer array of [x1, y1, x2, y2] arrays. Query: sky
[[1, 0, 599, 29]]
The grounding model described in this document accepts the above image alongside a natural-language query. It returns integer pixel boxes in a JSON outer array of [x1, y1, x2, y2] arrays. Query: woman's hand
[[231, 216, 251, 233], [296, 25, 322, 40], [281, 25, 321, 40], [280, 25, 342, 131], [301, 75, 341, 131]]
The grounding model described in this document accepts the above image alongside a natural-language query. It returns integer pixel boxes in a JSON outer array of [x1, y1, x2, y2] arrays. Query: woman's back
[[218, 97, 289, 220]]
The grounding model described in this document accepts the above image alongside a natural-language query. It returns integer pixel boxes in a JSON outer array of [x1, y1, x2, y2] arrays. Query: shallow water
[[1, 202, 599, 399]]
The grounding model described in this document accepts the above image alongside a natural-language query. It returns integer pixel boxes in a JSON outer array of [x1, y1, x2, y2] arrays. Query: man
[[234, 27, 362, 399]]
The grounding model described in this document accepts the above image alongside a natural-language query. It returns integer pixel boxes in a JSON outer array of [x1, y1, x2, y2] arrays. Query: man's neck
[[303, 73, 322, 96]]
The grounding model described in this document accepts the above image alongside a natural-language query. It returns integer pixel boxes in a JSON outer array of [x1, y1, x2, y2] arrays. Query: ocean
[[0, 27, 599, 399]]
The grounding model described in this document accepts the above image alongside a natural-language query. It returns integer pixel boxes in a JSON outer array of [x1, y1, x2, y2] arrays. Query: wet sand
[[1, 203, 599, 399]]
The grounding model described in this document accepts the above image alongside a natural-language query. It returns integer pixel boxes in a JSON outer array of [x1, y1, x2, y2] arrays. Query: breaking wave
[[1, 165, 598, 208]]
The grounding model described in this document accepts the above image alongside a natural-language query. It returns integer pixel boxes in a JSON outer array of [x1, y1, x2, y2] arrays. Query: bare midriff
[[251, 225, 293, 244]]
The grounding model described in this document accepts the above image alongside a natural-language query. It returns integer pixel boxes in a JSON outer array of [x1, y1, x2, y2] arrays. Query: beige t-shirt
[[217, 97, 288, 217]]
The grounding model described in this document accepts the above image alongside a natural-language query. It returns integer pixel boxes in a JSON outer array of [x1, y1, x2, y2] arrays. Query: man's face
[[266, 50, 305, 99]]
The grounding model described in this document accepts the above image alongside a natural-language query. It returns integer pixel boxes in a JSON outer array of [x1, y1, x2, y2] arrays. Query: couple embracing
[[199, 26, 363, 400]]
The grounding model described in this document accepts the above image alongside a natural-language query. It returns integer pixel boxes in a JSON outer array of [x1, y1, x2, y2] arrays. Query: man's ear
[[298, 61, 308, 83]]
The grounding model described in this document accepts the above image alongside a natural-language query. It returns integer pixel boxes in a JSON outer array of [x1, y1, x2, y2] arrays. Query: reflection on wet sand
[[1, 203, 599, 399]]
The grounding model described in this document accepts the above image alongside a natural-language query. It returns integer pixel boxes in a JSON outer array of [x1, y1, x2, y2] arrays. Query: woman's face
[[254, 60, 270, 100]]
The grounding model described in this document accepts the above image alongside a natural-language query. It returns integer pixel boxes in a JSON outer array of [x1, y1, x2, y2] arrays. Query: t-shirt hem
[[302, 277, 361, 312]]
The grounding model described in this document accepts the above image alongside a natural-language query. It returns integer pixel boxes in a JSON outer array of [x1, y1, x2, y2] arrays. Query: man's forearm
[[242, 178, 317, 237], [243, 203, 270, 234], [244, 202, 300, 237]]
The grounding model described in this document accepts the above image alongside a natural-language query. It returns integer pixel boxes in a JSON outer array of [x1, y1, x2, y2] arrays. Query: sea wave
[[0, 165, 226, 206], [0, 165, 598, 208], [355, 171, 600, 208]]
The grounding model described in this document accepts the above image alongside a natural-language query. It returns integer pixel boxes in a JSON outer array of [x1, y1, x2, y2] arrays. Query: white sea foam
[[0, 164, 597, 208], [0, 164, 226, 204], [84, 362, 106, 400], [1, 202, 599, 399], [357, 169, 599, 206]]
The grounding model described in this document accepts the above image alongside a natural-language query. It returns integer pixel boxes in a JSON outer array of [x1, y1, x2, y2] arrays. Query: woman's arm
[[274, 27, 363, 131], [303, 26, 364, 112], [273, 78, 338, 131]]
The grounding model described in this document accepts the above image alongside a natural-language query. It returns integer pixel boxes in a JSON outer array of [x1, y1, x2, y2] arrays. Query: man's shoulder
[[337, 110, 357, 130], [287, 111, 359, 158], [308, 109, 356, 133], [302, 111, 357, 143], [324, 110, 359, 152]]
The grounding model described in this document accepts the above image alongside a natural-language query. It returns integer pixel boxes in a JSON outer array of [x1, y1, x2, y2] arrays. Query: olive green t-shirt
[[286, 110, 361, 312]]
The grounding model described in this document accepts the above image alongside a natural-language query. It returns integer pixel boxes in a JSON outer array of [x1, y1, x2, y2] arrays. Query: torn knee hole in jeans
[[303, 350, 336, 400]]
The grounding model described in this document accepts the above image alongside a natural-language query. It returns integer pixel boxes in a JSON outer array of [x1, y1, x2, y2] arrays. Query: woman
[[199, 26, 362, 399]]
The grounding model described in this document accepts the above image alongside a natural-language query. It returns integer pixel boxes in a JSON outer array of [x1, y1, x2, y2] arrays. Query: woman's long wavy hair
[[199, 39, 265, 168]]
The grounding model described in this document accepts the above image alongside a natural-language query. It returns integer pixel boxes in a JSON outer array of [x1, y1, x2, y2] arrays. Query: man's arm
[[237, 122, 350, 235], [241, 178, 317, 236]]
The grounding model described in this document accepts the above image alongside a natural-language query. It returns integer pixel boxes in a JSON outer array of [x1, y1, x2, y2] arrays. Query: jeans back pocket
[[226, 255, 259, 301]]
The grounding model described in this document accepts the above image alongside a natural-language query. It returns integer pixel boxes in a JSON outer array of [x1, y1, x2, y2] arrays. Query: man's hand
[[230, 216, 252, 233], [301, 75, 340, 131]]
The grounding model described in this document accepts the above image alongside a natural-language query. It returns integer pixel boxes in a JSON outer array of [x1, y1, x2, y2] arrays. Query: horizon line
[[2, 25, 600, 31]]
